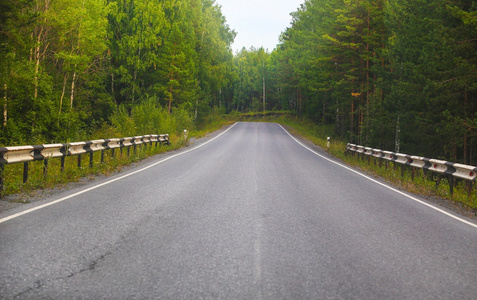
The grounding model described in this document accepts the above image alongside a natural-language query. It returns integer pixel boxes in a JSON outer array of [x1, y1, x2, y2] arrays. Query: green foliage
[[0, 0, 236, 148], [271, 0, 477, 164], [109, 99, 194, 138], [2, 0, 476, 172], [232, 47, 270, 112]]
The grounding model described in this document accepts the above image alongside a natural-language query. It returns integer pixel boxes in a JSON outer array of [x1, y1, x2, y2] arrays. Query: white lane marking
[[277, 124, 477, 229], [0, 123, 238, 224]]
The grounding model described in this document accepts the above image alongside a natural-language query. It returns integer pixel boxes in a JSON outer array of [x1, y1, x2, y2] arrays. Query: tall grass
[[2, 142, 176, 199], [0, 100, 215, 199]]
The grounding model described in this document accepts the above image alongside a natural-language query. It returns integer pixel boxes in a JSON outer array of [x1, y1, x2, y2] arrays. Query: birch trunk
[[70, 67, 77, 109], [33, 0, 50, 101], [3, 83, 7, 128], [58, 73, 68, 126], [69, 0, 85, 110], [33, 26, 43, 101]]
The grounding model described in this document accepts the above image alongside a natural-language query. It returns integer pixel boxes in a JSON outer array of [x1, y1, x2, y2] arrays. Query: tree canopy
[[1, 0, 475, 164], [0, 0, 236, 144], [263, 0, 477, 164]]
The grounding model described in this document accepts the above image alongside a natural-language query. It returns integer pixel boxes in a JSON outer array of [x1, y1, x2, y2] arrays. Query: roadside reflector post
[[184, 129, 189, 146]]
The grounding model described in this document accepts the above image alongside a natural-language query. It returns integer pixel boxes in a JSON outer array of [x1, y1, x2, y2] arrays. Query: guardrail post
[[448, 175, 454, 196], [43, 159, 49, 180], [435, 175, 441, 189], [23, 162, 29, 183], [78, 154, 82, 168], [101, 150, 105, 164], [0, 162, 4, 196], [467, 181, 473, 199], [89, 152, 94, 168], [61, 156, 65, 172]]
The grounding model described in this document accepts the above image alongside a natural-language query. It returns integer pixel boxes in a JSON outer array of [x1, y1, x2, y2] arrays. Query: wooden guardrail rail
[[0, 134, 170, 195], [346, 143, 477, 196]]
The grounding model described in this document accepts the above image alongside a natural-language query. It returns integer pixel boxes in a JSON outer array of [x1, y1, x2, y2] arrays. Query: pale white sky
[[217, 0, 305, 53]]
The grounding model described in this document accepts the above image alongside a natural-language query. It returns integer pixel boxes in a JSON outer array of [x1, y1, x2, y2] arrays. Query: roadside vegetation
[[1, 0, 475, 215], [1, 105, 229, 199], [2, 111, 476, 217]]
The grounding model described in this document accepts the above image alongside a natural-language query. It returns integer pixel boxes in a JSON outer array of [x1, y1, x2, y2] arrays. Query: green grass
[[0, 118, 231, 199], [1, 141, 178, 198]]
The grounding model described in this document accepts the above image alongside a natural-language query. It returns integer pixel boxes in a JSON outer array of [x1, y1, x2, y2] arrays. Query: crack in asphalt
[[12, 250, 114, 299]]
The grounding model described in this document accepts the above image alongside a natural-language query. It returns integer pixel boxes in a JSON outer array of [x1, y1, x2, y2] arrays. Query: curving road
[[1, 122, 476, 299]]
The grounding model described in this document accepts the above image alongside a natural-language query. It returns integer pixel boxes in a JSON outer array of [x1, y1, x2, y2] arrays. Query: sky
[[216, 0, 305, 53]]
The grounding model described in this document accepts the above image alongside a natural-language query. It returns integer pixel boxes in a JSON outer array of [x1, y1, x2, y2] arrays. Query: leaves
[[272, 0, 477, 163], [0, 0, 236, 145]]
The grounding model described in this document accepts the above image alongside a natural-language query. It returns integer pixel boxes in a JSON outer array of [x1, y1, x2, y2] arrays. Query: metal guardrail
[[346, 143, 477, 196], [0, 134, 170, 195]]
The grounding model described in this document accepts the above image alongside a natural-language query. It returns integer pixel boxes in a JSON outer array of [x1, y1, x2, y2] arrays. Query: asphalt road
[[1, 122, 476, 299]]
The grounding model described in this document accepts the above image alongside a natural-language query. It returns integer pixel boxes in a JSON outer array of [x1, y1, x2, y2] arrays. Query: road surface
[[1, 122, 476, 299]]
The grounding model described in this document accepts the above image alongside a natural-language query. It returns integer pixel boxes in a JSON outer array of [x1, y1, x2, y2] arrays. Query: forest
[[0, 0, 236, 145], [1, 0, 476, 164]]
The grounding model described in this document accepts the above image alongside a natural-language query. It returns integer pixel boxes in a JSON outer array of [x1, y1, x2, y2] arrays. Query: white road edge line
[[278, 124, 477, 229], [0, 123, 238, 224]]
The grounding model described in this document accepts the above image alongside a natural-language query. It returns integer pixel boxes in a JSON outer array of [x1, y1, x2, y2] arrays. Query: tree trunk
[[351, 99, 354, 142], [33, 26, 43, 101], [395, 115, 400, 153], [263, 74, 266, 112], [168, 81, 173, 114], [464, 89, 469, 164], [3, 83, 7, 128], [464, 133, 468, 164], [70, 67, 77, 109], [33, 0, 50, 101], [168, 46, 176, 114], [58, 73, 68, 126]]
